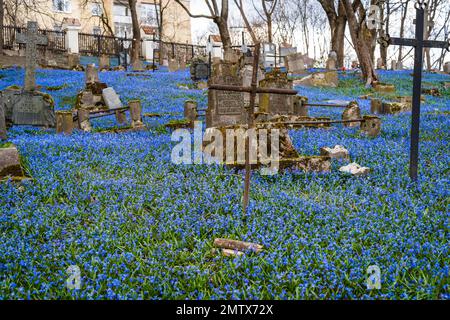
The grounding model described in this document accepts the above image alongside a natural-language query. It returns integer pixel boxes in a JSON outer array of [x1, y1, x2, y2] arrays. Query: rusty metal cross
[[209, 43, 298, 214]]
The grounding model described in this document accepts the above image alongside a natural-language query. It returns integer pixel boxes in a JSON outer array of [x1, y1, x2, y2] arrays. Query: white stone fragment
[[339, 162, 370, 176]]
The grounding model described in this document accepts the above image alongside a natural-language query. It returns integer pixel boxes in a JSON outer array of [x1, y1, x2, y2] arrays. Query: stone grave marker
[[99, 55, 110, 70], [102, 87, 123, 110], [1, 21, 56, 127], [0, 104, 6, 140], [285, 52, 306, 74], [206, 62, 245, 128], [444, 62, 450, 74], [85, 64, 100, 84], [326, 51, 337, 70], [259, 68, 294, 115]]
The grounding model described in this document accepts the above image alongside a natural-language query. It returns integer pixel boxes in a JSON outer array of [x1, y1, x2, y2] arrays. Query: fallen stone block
[[213, 238, 263, 253], [339, 162, 370, 176], [320, 145, 350, 160]]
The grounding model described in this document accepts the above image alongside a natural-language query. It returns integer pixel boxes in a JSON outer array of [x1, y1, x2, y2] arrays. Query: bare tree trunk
[[129, 0, 141, 67], [379, 0, 387, 67], [175, 0, 234, 61], [343, 0, 378, 86], [398, 0, 409, 64], [318, 0, 347, 68]]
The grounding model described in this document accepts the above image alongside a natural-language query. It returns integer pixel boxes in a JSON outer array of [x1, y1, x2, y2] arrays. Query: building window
[[53, 0, 71, 13], [113, 4, 129, 17], [92, 3, 103, 16], [93, 26, 101, 35], [140, 3, 159, 26], [114, 22, 132, 38], [53, 24, 62, 32]]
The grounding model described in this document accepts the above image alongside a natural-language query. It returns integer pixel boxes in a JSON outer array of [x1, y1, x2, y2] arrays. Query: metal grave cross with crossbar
[[378, 0, 449, 181]]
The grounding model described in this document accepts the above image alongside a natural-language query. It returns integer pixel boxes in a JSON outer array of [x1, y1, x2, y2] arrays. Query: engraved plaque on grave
[[206, 62, 245, 128]]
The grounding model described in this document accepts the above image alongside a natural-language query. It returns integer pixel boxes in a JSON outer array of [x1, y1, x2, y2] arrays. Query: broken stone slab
[[382, 101, 411, 114], [213, 238, 263, 253], [339, 162, 370, 176], [0, 146, 24, 178], [293, 71, 339, 88], [373, 83, 396, 93], [421, 88, 441, 97], [288, 156, 331, 173], [320, 145, 350, 160], [342, 101, 361, 127], [102, 87, 123, 110]]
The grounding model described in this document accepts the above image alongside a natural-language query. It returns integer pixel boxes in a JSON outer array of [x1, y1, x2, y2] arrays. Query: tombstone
[[129, 100, 145, 129], [0, 104, 6, 140], [132, 60, 144, 72], [191, 60, 209, 81], [342, 101, 361, 127], [55, 111, 74, 135], [292, 95, 308, 116], [396, 61, 403, 70], [259, 68, 294, 115], [77, 108, 92, 132], [279, 47, 297, 67], [0, 21, 55, 127], [326, 51, 337, 70], [285, 53, 306, 74], [262, 43, 277, 69], [0, 146, 24, 178], [444, 61, 450, 74], [376, 58, 384, 70], [206, 62, 245, 128], [391, 60, 398, 70], [360, 116, 382, 137], [67, 53, 81, 69], [85, 64, 100, 84], [102, 87, 123, 110], [168, 58, 180, 72], [240, 64, 264, 107], [99, 55, 110, 70], [184, 100, 198, 122]]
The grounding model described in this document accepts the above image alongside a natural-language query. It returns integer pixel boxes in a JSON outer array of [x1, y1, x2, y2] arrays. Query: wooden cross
[[16, 21, 48, 92], [209, 43, 298, 214], [378, 0, 449, 181]]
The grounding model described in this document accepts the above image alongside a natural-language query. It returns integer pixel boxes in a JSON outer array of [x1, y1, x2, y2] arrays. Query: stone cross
[[378, 0, 449, 180], [16, 21, 48, 92]]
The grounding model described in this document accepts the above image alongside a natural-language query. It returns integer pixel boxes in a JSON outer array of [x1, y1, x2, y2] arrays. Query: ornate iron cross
[[378, 0, 449, 181], [16, 21, 48, 92]]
